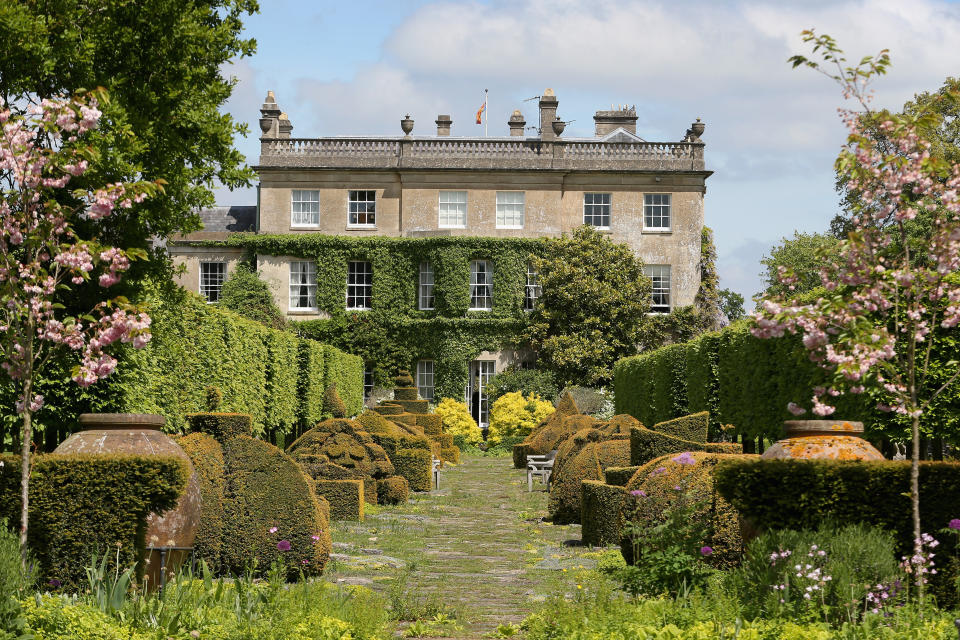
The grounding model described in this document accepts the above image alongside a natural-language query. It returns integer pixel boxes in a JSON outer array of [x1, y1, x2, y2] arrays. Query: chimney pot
[[593, 105, 638, 137], [508, 109, 526, 137], [539, 90, 559, 141], [435, 114, 452, 136]]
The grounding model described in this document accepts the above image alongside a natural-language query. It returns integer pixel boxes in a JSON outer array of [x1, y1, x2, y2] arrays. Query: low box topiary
[[581, 480, 627, 547], [377, 476, 410, 505], [314, 479, 364, 521], [417, 414, 442, 436], [392, 448, 433, 492], [394, 387, 418, 401], [549, 438, 630, 525], [440, 446, 460, 465], [604, 466, 641, 487]]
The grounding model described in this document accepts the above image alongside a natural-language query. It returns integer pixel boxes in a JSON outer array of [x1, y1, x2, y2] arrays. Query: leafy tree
[[526, 226, 651, 387], [759, 231, 840, 300], [0, 0, 259, 280], [486, 368, 558, 404], [718, 288, 745, 322], [0, 93, 157, 564], [218, 263, 288, 330]]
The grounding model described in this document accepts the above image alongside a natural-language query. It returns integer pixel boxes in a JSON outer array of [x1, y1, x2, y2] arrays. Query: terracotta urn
[[761, 420, 884, 461], [54, 413, 202, 548]]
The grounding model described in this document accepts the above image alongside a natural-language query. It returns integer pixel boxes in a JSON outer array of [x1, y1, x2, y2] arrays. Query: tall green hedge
[[0, 454, 188, 588]]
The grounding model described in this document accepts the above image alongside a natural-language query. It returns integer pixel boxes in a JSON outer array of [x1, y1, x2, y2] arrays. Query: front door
[[467, 360, 496, 430]]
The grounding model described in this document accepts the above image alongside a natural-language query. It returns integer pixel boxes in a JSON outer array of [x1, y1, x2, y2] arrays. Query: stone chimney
[[539, 88, 558, 141], [435, 114, 452, 136], [508, 110, 526, 137], [594, 105, 638, 136], [259, 90, 281, 138], [278, 112, 293, 138]]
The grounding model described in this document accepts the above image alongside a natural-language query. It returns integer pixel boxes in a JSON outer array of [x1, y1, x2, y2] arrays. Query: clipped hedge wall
[[550, 438, 630, 525], [392, 448, 432, 492], [0, 454, 187, 588], [581, 480, 627, 547], [299, 340, 327, 426], [630, 427, 742, 467], [177, 433, 226, 572], [314, 479, 364, 521], [652, 412, 709, 443]]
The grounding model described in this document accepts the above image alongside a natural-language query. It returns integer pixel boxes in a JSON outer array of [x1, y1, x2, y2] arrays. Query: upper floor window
[[644, 264, 671, 313], [419, 262, 435, 310], [644, 193, 671, 231], [291, 189, 320, 227], [583, 193, 611, 228], [470, 260, 493, 311], [289, 261, 317, 311], [496, 191, 524, 229], [348, 190, 376, 227], [346, 260, 372, 310], [199, 262, 226, 303], [417, 359, 435, 401], [523, 265, 540, 312], [439, 191, 467, 228]]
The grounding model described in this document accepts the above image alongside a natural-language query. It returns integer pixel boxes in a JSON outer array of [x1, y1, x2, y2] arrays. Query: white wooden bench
[[526, 450, 558, 492], [432, 457, 442, 490]]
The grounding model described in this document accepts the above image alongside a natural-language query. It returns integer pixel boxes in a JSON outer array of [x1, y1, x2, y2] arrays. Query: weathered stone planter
[[54, 413, 201, 585], [761, 420, 884, 461]]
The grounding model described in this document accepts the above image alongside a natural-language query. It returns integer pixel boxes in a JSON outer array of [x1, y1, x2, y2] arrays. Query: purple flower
[[700, 546, 713, 556], [277, 540, 291, 552], [47, 578, 61, 588], [673, 485, 682, 491], [650, 466, 667, 477], [949, 519, 960, 530], [671, 452, 697, 466], [630, 489, 647, 498]]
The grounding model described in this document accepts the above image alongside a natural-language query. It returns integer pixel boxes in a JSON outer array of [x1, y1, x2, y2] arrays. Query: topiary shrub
[[323, 384, 348, 419], [186, 413, 253, 441], [377, 476, 409, 505], [513, 391, 581, 468], [0, 455, 187, 589], [394, 387, 418, 401], [314, 479, 364, 521], [356, 410, 432, 457], [560, 386, 614, 417], [392, 448, 432, 492], [177, 432, 226, 572], [394, 399, 429, 413], [221, 435, 331, 579], [623, 451, 756, 569], [652, 412, 710, 443], [440, 447, 460, 465], [394, 371, 415, 387], [205, 386, 223, 411], [373, 403, 403, 416], [630, 426, 743, 467], [432, 399, 479, 445], [488, 391, 555, 446], [549, 438, 630, 524], [604, 466, 641, 487], [581, 480, 628, 547]]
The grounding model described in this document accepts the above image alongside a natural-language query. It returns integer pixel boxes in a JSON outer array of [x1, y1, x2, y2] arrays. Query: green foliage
[[487, 369, 558, 404], [218, 264, 288, 330], [314, 479, 364, 521], [759, 232, 841, 300], [176, 433, 226, 573], [0, 454, 186, 589], [186, 413, 253, 441], [432, 399, 482, 448], [558, 386, 614, 418], [526, 226, 651, 387], [630, 426, 742, 467], [0, 521, 31, 637], [323, 384, 348, 420], [299, 341, 327, 428], [377, 476, 410, 506], [323, 346, 365, 418], [391, 449, 432, 492], [487, 392, 555, 446], [718, 288, 745, 322], [0, 0, 258, 281]]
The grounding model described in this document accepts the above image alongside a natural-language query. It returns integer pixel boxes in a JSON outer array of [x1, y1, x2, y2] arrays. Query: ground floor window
[[417, 360, 435, 400], [364, 366, 374, 399], [644, 264, 671, 313], [467, 360, 496, 429], [200, 261, 226, 303]]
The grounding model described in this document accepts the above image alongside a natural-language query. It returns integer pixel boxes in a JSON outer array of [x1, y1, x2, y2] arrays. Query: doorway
[[467, 360, 496, 430]]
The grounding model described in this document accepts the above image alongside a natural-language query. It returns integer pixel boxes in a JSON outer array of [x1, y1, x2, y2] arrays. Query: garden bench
[[526, 450, 558, 492], [432, 457, 442, 490]]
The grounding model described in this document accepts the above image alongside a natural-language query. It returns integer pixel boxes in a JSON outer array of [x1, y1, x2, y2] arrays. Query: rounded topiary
[[205, 386, 223, 411], [622, 451, 755, 568], [377, 476, 410, 505], [394, 371, 415, 387], [356, 410, 431, 457], [220, 435, 331, 579], [323, 384, 348, 419], [392, 448, 432, 492], [601, 414, 641, 438], [549, 437, 630, 524], [177, 432, 226, 571]]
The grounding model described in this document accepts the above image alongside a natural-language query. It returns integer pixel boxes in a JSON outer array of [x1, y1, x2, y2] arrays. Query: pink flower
[[700, 546, 713, 556], [949, 519, 960, 531], [277, 540, 291, 552], [268, 526, 278, 534]]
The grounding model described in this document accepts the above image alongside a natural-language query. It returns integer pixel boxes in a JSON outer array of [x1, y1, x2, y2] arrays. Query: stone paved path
[[322, 455, 599, 638]]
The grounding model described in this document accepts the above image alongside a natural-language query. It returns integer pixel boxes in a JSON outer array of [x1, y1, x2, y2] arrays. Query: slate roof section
[[198, 206, 256, 233]]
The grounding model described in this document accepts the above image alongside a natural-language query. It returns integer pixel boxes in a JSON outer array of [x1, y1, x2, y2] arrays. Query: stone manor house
[[169, 89, 711, 427]]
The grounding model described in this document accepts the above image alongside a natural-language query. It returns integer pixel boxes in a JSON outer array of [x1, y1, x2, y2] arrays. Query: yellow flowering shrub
[[487, 392, 555, 445], [433, 398, 483, 446]]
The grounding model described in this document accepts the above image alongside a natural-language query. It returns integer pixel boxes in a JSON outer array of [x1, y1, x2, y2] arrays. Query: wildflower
[[629, 489, 646, 498], [700, 546, 713, 556], [949, 519, 960, 530], [650, 466, 667, 476], [673, 485, 682, 491], [269, 526, 278, 534], [277, 540, 291, 551], [311, 534, 321, 543], [671, 452, 697, 465], [47, 578, 60, 588]]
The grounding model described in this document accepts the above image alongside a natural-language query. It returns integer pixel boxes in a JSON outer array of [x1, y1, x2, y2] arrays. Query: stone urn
[[54, 414, 201, 584], [690, 118, 705, 138], [761, 420, 884, 461], [400, 114, 414, 136], [551, 118, 566, 136]]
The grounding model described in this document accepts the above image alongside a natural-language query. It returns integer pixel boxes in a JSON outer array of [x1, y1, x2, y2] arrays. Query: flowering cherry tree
[[753, 32, 960, 590], [0, 90, 160, 564]]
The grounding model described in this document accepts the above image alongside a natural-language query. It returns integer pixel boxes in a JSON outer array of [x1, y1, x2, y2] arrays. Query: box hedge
[[549, 438, 630, 525], [0, 454, 187, 588], [176, 433, 226, 571], [604, 466, 641, 487], [440, 446, 460, 465], [581, 480, 627, 547], [417, 414, 442, 435], [314, 479, 364, 521], [377, 476, 410, 505], [630, 426, 742, 467], [652, 412, 709, 443], [185, 413, 253, 441], [392, 448, 433, 492]]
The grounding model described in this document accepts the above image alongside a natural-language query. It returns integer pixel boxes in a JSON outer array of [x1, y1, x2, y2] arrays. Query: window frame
[[289, 260, 318, 312], [495, 191, 525, 229], [523, 264, 541, 312], [346, 260, 373, 310], [291, 189, 320, 228], [347, 189, 377, 228], [416, 359, 435, 401], [199, 261, 226, 304], [644, 264, 672, 314], [469, 260, 493, 311], [418, 261, 435, 310], [643, 193, 672, 232], [363, 366, 374, 399], [582, 192, 611, 229], [438, 190, 467, 229]]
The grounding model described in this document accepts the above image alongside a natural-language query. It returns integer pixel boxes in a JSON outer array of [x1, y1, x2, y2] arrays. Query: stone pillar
[[508, 110, 526, 137], [435, 114, 452, 136], [539, 89, 558, 141]]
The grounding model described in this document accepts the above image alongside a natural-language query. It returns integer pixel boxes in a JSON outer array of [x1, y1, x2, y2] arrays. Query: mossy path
[[323, 454, 600, 638]]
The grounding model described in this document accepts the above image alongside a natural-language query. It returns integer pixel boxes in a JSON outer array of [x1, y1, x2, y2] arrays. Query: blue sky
[[215, 0, 960, 303]]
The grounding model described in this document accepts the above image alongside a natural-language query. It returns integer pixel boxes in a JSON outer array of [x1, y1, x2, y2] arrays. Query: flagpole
[[484, 88, 488, 137]]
